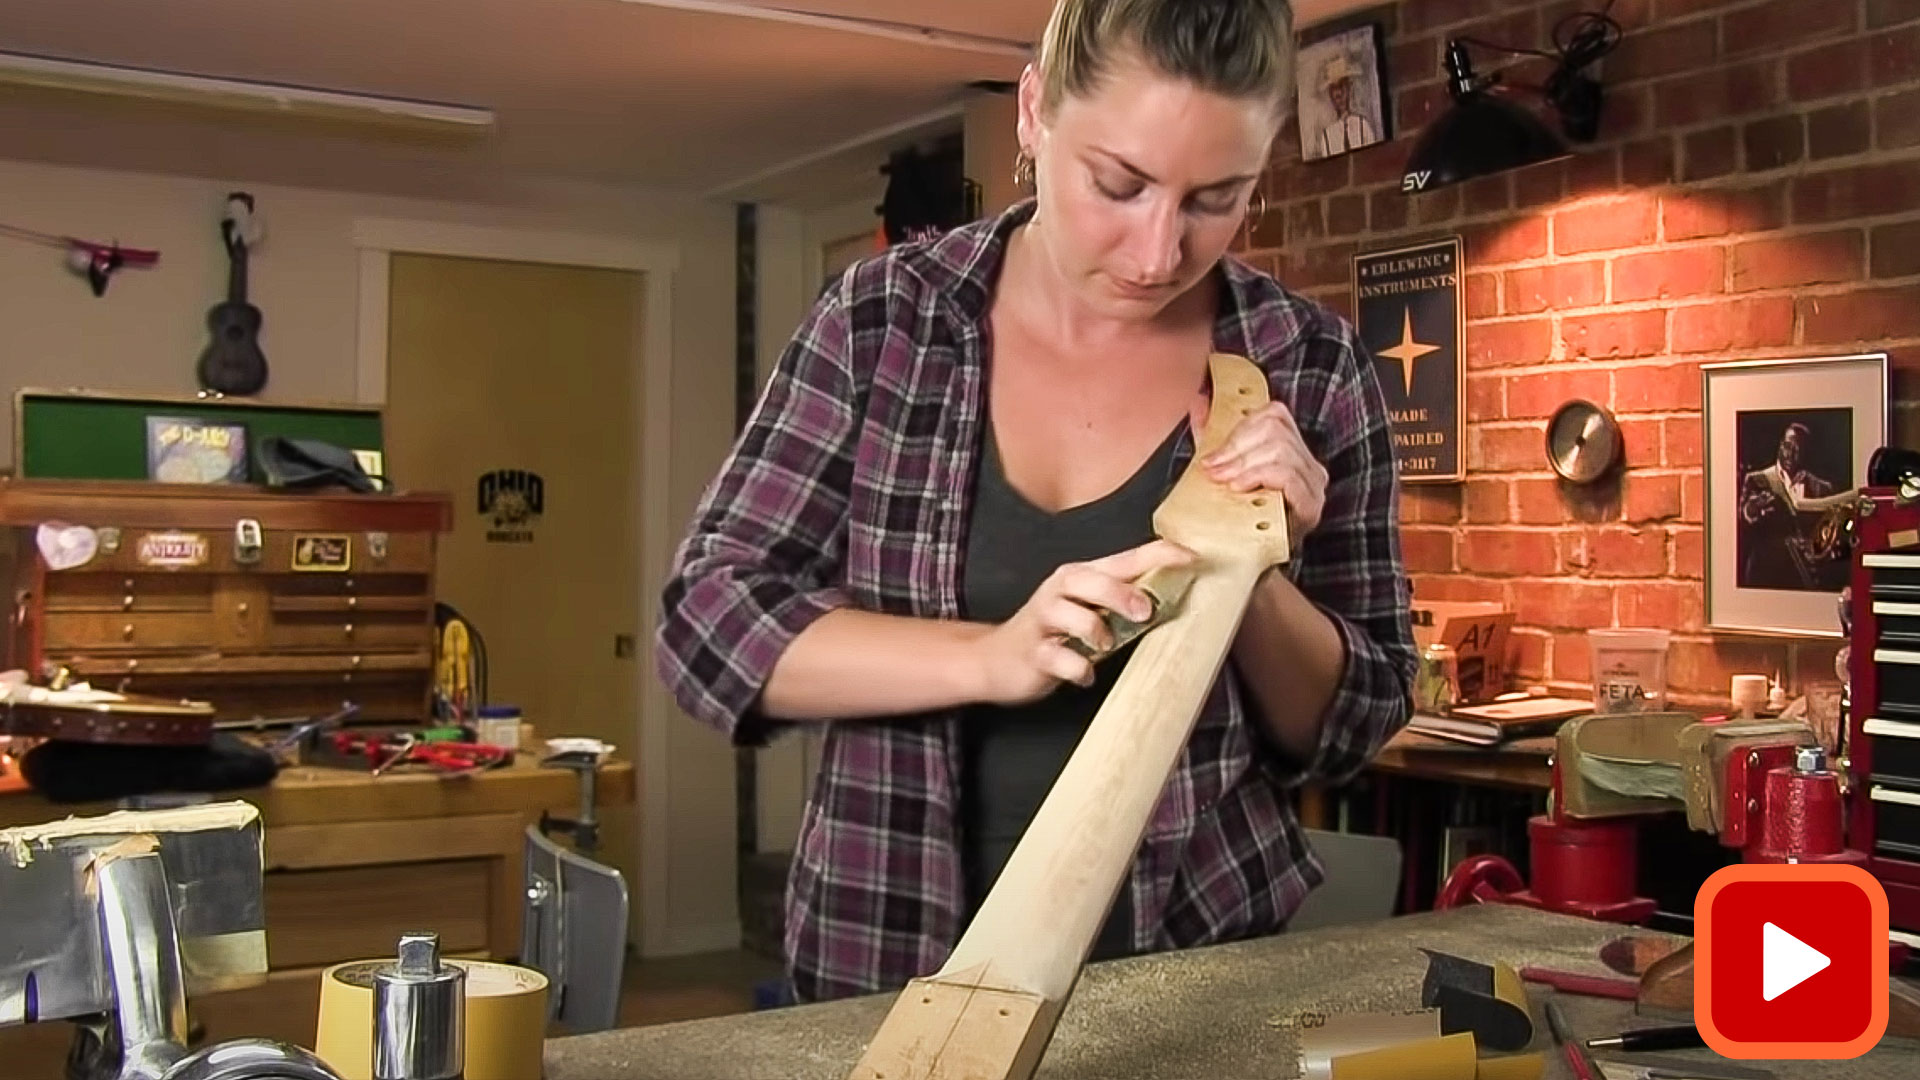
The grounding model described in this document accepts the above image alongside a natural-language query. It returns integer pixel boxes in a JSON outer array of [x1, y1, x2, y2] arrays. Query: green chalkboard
[[16, 389, 383, 482]]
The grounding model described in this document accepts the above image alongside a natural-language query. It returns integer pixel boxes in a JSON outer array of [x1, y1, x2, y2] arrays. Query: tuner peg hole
[[1256, 521, 1272, 531]]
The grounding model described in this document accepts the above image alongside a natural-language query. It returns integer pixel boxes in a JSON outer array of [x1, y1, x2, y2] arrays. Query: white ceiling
[[0, 0, 1373, 209]]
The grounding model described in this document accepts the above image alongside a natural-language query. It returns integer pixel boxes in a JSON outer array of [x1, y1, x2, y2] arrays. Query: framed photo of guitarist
[[1704, 353, 1888, 637]]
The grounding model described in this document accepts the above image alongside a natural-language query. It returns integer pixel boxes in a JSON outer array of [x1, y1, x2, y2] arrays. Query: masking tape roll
[[315, 956, 548, 1080]]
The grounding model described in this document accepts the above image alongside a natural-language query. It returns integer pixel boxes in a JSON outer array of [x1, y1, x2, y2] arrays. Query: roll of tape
[[315, 956, 549, 1080]]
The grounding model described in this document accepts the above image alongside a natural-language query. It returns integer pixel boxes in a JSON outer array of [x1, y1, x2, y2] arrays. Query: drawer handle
[[348, 595, 358, 610], [344, 623, 355, 638], [122, 623, 134, 641], [123, 595, 134, 611], [1870, 784, 1920, 808]]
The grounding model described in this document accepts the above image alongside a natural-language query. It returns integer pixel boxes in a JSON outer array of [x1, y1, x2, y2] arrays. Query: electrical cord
[[1455, 1, 1622, 140]]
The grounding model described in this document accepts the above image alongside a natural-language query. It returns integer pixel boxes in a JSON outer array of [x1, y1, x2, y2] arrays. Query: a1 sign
[[1696, 863, 1890, 1059]]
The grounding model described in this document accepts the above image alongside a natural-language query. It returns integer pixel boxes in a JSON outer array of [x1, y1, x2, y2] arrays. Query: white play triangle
[[1762, 921, 1831, 1002]]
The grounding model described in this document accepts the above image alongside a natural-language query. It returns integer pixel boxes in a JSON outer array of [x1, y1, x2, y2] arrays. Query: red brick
[[1616, 363, 1704, 412], [1465, 479, 1511, 523], [1589, 528, 1669, 577], [1618, 418, 1664, 468], [1316, 290, 1356, 321], [1568, 147, 1623, 197], [1787, 38, 1872, 101], [1473, 424, 1549, 471], [1613, 247, 1726, 302], [1504, 261, 1607, 314], [1514, 158, 1567, 208], [1622, 136, 1679, 187], [1398, 80, 1455, 133], [1402, 485, 1464, 524], [1509, 369, 1612, 420], [1413, 185, 1464, 226], [1245, 203, 1286, 249], [1371, 189, 1410, 232], [1662, 184, 1787, 240], [1297, 240, 1359, 288], [1606, 18, 1720, 82], [1556, 199, 1658, 255], [1874, 221, 1920, 278], [1463, 173, 1513, 215], [1724, 0, 1857, 58], [1743, 115, 1806, 171], [1618, 581, 1705, 631], [1461, 529, 1559, 576], [1514, 478, 1567, 525], [1562, 310, 1668, 360], [1465, 216, 1550, 265], [1404, 0, 1499, 34], [1683, 126, 1739, 182], [1468, 319, 1556, 369], [1553, 630, 1594, 684], [1402, 528, 1457, 574], [1654, 0, 1745, 18], [1463, 273, 1499, 321], [1599, 86, 1655, 142], [1327, 194, 1367, 237], [1511, 629, 1550, 682], [1654, 60, 1783, 127], [1810, 100, 1873, 160], [1793, 161, 1920, 222], [1354, 137, 1414, 187], [1280, 155, 1353, 199], [1872, 24, 1920, 86], [1624, 474, 1685, 522], [1879, 88, 1920, 150], [1870, 0, 1920, 28], [1390, 36, 1441, 87], [1682, 472, 1704, 523], [1672, 527, 1705, 578], [1290, 200, 1326, 243], [1409, 575, 1507, 604], [1666, 416, 1704, 467], [1598, 0, 1656, 32], [1729, 230, 1865, 291], [1467, 373, 1504, 419], [1515, 581, 1616, 630], [1669, 638, 1790, 695], [1670, 297, 1794, 353], [1800, 284, 1920, 344]]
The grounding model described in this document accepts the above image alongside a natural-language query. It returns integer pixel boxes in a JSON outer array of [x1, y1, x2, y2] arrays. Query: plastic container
[[1588, 628, 1671, 714], [474, 704, 522, 749]]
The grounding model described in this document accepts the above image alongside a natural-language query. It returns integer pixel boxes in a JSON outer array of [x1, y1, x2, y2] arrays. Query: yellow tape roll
[[315, 956, 549, 1080]]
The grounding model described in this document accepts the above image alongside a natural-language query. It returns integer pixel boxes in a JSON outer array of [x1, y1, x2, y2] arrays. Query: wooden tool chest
[[0, 479, 453, 726]]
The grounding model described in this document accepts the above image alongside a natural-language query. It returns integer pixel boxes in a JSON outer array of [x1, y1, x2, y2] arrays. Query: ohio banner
[[1352, 237, 1465, 483]]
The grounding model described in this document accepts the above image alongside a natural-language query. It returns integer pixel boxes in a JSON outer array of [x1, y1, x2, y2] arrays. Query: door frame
[[351, 219, 692, 956]]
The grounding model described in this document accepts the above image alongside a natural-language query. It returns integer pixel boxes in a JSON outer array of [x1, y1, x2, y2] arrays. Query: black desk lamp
[[1402, 5, 1622, 194]]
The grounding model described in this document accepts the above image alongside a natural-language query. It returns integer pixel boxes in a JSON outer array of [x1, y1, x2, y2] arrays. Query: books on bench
[[1407, 696, 1593, 747]]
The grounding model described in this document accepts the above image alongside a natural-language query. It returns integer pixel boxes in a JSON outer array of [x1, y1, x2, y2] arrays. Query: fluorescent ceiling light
[[615, 0, 1032, 59], [0, 49, 495, 132]]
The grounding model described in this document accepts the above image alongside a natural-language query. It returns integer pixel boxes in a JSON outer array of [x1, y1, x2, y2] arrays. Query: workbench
[[543, 904, 1920, 1079], [0, 754, 634, 1073]]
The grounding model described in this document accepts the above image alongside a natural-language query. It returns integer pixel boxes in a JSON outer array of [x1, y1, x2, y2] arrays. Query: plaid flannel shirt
[[655, 199, 1416, 1002]]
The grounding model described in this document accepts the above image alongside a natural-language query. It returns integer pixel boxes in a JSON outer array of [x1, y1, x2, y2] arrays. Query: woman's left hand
[[1193, 399, 1329, 538]]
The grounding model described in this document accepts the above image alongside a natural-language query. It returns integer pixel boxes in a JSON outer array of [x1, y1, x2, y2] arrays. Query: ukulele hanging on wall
[[197, 192, 268, 396]]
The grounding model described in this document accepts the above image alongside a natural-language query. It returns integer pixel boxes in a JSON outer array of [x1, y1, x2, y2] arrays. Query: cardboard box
[[1411, 600, 1514, 704]]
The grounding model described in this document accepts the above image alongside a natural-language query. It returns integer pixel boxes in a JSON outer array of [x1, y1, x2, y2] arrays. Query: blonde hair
[[1035, 0, 1296, 116]]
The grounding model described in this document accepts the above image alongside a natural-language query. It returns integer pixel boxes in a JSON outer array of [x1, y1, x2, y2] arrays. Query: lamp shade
[[1401, 91, 1569, 194]]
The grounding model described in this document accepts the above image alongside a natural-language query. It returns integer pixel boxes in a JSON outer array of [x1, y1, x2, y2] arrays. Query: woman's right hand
[[967, 539, 1196, 706]]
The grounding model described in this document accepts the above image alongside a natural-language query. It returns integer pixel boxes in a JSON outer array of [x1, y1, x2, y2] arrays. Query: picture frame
[[145, 415, 249, 484], [1703, 353, 1888, 637], [1297, 23, 1390, 162]]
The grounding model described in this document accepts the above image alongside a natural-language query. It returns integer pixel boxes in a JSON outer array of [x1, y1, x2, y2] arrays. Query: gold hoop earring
[[1247, 188, 1268, 222], [1013, 148, 1036, 190]]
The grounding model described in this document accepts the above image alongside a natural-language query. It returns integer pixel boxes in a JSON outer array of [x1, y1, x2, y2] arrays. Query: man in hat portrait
[[1314, 52, 1379, 158]]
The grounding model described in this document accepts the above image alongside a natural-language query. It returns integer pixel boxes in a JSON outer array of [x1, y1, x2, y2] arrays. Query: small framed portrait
[[1704, 353, 1888, 637], [1297, 24, 1389, 162]]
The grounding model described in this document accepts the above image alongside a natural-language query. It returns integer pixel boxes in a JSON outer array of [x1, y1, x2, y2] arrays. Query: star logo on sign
[[1376, 308, 1440, 397]]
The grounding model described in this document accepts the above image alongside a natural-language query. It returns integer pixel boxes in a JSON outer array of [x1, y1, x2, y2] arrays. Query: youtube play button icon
[[1697, 863, 1890, 1059]]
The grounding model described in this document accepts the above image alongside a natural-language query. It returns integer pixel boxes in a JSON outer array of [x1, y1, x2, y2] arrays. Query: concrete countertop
[[544, 904, 1919, 1079]]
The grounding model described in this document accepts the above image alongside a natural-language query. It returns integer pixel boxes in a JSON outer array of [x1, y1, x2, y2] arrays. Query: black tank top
[[957, 419, 1184, 961]]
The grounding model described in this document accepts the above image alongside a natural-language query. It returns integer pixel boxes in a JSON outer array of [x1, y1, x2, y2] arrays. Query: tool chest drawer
[[0, 479, 451, 727], [1866, 719, 1920, 786], [1870, 784, 1920, 859], [1872, 648, 1920, 719]]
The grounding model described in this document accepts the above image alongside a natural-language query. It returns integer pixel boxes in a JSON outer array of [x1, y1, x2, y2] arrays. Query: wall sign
[[1353, 237, 1465, 483], [478, 469, 543, 544]]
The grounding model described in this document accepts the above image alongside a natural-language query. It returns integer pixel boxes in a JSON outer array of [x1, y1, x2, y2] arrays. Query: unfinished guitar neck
[[847, 354, 1290, 1080]]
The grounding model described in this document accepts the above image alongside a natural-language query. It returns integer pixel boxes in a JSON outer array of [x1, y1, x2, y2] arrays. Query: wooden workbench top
[[0, 753, 634, 829], [542, 904, 1920, 1079]]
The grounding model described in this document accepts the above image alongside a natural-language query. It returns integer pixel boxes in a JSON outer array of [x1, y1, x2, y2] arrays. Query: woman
[[656, 0, 1416, 1003]]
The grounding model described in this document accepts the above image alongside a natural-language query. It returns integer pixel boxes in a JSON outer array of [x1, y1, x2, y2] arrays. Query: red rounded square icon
[[1696, 862, 1889, 1059]]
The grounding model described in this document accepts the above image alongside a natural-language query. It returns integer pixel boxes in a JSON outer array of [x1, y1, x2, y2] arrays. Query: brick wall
[[1240, 0, 1920, 706]]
